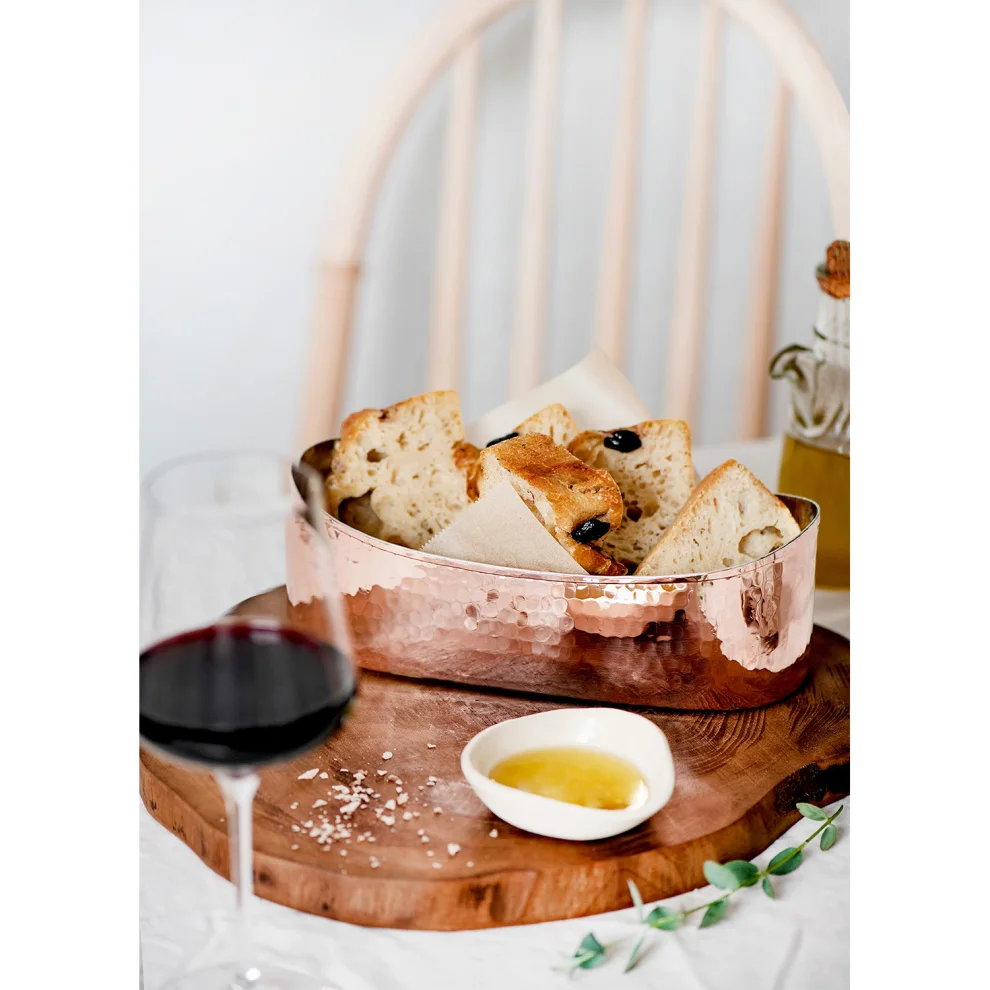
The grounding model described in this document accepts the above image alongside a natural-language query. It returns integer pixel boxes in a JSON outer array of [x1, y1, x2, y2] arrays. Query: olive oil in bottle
[[771, 241, 850, 590], [488, 746, 647, 810], [778, 434, 849, 588]]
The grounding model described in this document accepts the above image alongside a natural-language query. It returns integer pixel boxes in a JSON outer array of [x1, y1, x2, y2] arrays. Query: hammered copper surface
[[290, 444, 819, 709]]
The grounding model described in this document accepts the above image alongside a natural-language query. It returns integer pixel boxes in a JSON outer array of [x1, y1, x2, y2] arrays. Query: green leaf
[[647, 906, 683, 931], [703, 860, 742, 890], [767, 847, 804, 875], [723, 860, 760, 887], [699, 898, 729, 928], [624, 931, 649, 973], [820, 824, 838, 851], [762, 877, 776, 898], [627, 878, 644, 922], [569, 933, 607, 969], [578, 952, 607, 970], [796, 802, 828, 821], [577, 933, 605, 960]]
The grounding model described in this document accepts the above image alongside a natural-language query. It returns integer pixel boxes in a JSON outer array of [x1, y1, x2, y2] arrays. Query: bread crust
[[479, 433, 625, 575], [635, 459, 801, 576], [514, 403, 579, 446]]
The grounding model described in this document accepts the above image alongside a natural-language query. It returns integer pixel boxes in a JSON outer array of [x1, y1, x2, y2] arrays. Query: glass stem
[[216, 770, 261, 983]]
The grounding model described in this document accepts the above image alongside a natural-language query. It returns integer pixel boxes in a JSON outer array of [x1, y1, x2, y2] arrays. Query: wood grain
[[141, 620, 848, 931]]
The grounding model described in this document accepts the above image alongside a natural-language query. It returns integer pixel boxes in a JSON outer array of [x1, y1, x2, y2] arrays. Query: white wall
[[141, 0, 848, 471]]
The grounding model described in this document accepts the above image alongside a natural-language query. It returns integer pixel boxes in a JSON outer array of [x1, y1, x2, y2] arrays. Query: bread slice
[[328, 390, 475, 548], [479, 403, 579, 449], [635, 460, 802, 576], [515, 403, 578, 446], [477, 433, 626, 575], [568, 420, 695, 569]]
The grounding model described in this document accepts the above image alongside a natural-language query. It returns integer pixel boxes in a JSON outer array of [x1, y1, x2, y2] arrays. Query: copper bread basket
[[290, 441, 820, 711]]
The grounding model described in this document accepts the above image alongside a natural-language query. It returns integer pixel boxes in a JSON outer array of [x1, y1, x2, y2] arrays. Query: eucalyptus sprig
[[558, 801, 843, 977]]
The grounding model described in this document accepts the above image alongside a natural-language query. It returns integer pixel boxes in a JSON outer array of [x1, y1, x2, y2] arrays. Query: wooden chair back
[[298, 0, 849, 451]]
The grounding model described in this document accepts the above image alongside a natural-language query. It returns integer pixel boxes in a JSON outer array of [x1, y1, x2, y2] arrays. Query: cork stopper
[[816, 240, 849, 298]]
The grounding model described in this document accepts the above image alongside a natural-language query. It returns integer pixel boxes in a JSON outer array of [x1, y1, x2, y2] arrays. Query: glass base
[[160, 962, 339, 990]]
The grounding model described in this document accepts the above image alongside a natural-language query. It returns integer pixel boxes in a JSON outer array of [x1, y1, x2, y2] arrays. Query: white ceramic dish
[[460, 708, 676, 841]]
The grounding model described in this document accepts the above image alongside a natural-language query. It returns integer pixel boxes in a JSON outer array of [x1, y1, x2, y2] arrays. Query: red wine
[[140, 623, 356, 768]]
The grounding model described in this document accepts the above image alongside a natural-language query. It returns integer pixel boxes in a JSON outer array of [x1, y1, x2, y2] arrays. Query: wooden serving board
[[140, 597, 849, 931]]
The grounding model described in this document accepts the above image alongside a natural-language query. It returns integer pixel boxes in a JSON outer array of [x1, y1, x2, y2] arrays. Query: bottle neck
[[813, 293, 850, 368]]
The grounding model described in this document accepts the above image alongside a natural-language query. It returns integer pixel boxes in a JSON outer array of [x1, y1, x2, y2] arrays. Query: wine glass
[[140, 452, 356, 990]]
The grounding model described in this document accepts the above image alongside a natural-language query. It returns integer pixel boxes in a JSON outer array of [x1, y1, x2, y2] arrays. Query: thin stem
[[611, 804, 844, 976], [767, 804, 844, 874], [216, 769, 261, 984], [683, 898, 717, 917]]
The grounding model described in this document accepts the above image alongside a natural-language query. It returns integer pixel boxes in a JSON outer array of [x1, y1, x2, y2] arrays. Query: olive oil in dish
[[488, 746, 647, 810]]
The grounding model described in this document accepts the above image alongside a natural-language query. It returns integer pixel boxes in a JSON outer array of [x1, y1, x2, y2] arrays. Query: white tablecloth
[[141, 438, 849, 989]]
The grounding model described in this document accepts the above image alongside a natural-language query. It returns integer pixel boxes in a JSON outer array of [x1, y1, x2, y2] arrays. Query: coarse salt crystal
[[339, 849, 347, 857], [432, 862, 442, 869], [384, 799, 396, 810], [427, 743, 436, 749], [402, 812, 413, 821], [397, 793, 409, 805], [420, 835, 430, 844], [417, 829, 425, 835], [426, 850, 434, 857], [489, 829, 498, 838], [433, 807, 442, 814], [319, 772, 329, 779], [297, 769, 319, 780], [302, 820, 313, 828], [312, 799, 327, 808], [466, 861, 474, 867], [382, 751, 393, 760], [447, 843, 461, 857], [369, 856, 380, 869], [289, 802, 298, 810], [291, 844, 299, 850], [381, 815, 395, 826], [291, 825, 300, 832], [377, 770, 387, 776]]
